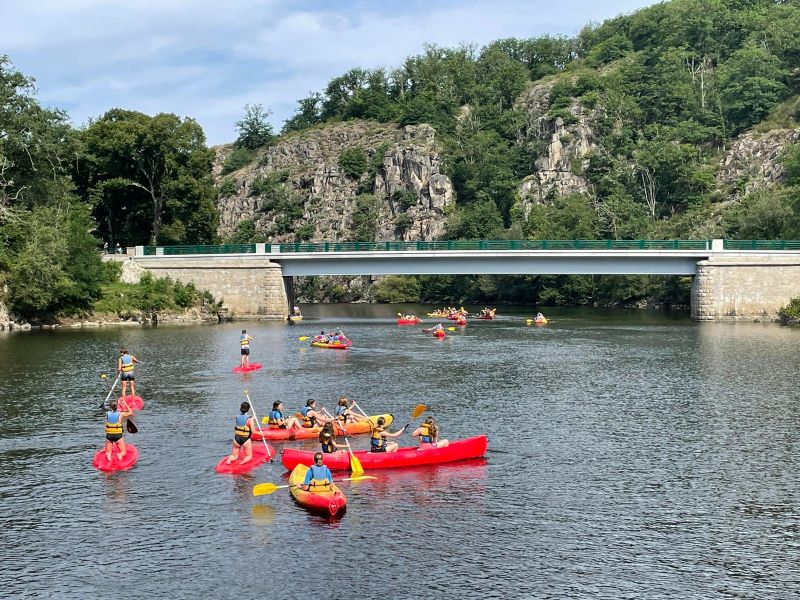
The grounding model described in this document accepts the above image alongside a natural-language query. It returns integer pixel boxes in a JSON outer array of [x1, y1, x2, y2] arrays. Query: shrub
[[218, 178, 237, 197], [339, 147, 368, 179], [221, 147, 255, 175], [779, 296, 800, 324], [373, 275, 421, 303], [351, 194, 380, 241], [391, 189, 418, 211]]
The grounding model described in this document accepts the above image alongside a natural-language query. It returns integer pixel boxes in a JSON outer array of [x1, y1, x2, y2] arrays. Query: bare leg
[[386, 442, 399, 453], [240, 439, 253, 464], [105, 440, 113, 461], [286, 417, 302, 429], [117, 438, 127, 460], [120, 379, 128, 400], [240, 353, 245, 368], [226, 442, 241, 464], [129, 380, 136, 400], [436, 439, 449, 448]]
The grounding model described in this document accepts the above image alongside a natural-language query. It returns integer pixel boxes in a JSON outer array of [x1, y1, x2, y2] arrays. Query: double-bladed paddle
[[252, 475, 377, 497]]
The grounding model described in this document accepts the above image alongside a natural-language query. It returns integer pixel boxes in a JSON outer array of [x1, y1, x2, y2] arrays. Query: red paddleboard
[[214, 441, 275, 474], [118, 395, 143, 410], [93, 444, 139, 472], [232, 363, 262, 373]]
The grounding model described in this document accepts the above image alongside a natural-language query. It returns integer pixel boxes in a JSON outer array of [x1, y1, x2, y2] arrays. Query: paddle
[[447, 327, 456, 331], [350, 400, 370, 420], [244, 390, 274, 462], [322, 407, 364, 476], [99, 372, 121, 409], [252, 475, 377, 497]]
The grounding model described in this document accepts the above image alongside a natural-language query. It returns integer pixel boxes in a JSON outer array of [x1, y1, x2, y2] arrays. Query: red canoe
[[93, 444, 139, 472], [232, 363, 263, 373], [432, 330, 445, 338], [118, 395, 143, 411], [396, 318, 422, 325], [282, 435, 488, 471], [215, 441, 275, 474]]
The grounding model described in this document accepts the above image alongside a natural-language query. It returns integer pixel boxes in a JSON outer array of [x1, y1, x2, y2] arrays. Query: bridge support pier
[[691, 255, 800, 321], [283, 276, 295, 315]]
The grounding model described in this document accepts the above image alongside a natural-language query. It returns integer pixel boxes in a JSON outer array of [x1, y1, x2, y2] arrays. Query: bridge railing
[[723, 240, 800, 250], [276, 239, 711, 252], [142, 244, 258, 255]]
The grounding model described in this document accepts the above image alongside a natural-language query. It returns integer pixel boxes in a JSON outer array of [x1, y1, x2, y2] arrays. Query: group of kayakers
[[478, 307, 496, 319], [312, 330, 350, 345]]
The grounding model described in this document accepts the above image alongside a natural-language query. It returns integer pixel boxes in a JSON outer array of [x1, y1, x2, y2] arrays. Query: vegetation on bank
[[778, 296, 800, 324]]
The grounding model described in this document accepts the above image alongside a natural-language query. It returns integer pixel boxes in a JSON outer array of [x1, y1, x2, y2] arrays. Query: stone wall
[[130, 257, 288, 319], [691, 255, 800, 321]]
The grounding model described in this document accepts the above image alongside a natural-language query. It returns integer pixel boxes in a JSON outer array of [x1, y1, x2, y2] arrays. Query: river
[[0, 305, 798, 599]]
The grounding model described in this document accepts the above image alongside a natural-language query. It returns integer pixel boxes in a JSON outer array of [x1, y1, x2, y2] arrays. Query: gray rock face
[[716, 128, 800, 197], [515, 81, 594, 219], [215, 121, 454, 242], [119, 258, 145, 284]]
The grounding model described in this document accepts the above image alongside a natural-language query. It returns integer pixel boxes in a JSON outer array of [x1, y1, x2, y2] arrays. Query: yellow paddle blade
[[100, 374, 107, 379], [411, 404, 428, 420], [341, 475, 377, 482], [447, 327, 456, 331], [350, 454, 364, 476], [298, 336, 308, 341], [261, 416, 269, 424], [252, 482, 281, 496]]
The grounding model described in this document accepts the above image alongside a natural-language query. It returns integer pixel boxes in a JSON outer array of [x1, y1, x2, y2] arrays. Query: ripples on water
[[1, 306, 798, 599]]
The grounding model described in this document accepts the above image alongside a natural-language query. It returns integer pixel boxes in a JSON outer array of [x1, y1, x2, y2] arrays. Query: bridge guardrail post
[[711, 239, 723, 252]]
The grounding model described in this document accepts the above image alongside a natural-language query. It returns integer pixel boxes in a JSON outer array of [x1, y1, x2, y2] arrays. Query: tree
[[77, 109, 217, 245], [235, 104, 275, 150]]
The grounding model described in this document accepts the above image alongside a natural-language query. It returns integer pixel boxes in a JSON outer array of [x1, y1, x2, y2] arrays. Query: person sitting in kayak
[[536, 312, 544, 320], [301, 452, 333, 492], [268, 400, 302, 429], [334, 396, 365, 423], [117, 349, 138, 402], [292, 306, 302, 316], [370, 416, 406, 453], [239, 329, 254, 367], [104, 400, 133, 462], [226, 401, 255, 465], [433, 323, 444, 332], [298, 399, 329, 428], [318, 422, 340, 454], [412, 416, 450, 448]]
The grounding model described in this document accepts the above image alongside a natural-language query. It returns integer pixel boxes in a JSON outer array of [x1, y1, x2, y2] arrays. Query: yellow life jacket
[[234, 415, 251, 438], [105, 413, 123, 435], [418, 423, 435, 443], [120, 355, 134, 372], [240, 335, 251, 347], [370, 427, 385, 449]]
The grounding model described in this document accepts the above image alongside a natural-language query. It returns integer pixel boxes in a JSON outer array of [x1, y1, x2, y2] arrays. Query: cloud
[[1, 0, 657, 145]]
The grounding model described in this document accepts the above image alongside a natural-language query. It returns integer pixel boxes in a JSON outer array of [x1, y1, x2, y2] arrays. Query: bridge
[[113, 239, 800, 321]]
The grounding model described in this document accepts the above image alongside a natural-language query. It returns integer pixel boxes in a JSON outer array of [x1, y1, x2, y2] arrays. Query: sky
[[1, 0, 658, 145]]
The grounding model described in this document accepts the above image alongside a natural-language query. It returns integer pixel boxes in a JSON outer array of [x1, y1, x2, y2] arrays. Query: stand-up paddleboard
[[118, 395, 144, 410], [232, 363, 263, 373], [214, 441, 274, 474], [93, 444, 139, 472]]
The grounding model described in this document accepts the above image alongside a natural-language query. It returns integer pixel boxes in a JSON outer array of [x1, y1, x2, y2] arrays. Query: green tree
[[373, 275, 421, 302], [339, 147, 368, 179], [235, 104, 275, 150]]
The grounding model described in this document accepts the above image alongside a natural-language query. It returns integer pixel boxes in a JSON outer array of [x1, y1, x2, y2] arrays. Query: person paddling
[[334, 396, 365, 423], [318, 422, 340, 454], [370, 416, 406, 453], [298, 399, 329, 428], [412, 416, 449, 448], [117, 349, 138, 403], [239, 329, 253, 368], [268, 400, 302, 429], [301, 452, 334, 491], [226, 401, 256, 465], [104, 400, 133, 462]]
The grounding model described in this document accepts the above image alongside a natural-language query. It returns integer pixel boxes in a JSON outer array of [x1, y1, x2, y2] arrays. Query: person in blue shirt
[[301, 452, 333, 491], [104, 400, 133, 462], [117, 349, 138, 402], [267, 400, 302, 430], [225, 402, 256, 465], [298, 399, 330, 428], [239, 330, 254, 368]]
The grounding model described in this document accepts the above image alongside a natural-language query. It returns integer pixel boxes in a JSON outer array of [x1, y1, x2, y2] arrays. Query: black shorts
[[121, 372, 135, 381], [106, 433, 123, 442], [234, 435, 251, 447], [370, 446, 387, 453], [241, 348, 250, 356]]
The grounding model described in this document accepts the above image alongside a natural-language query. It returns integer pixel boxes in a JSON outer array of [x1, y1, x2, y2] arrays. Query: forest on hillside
[[2, 0, 800, 319]]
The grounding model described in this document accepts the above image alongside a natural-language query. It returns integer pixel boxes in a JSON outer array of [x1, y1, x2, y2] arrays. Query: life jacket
[[335, 405, 347, 421], [299, 406, 315, 428], [105, 411, 123, 435], [240, 335, 250, 348], [370, 427, 385, 450], [320, 432, 336, 453], [418, 423, 435, 444], [268, 409, 283, 426], [234, 414, 251, 438], [308, 464, 332, 490], [120, 355, 134, 372]]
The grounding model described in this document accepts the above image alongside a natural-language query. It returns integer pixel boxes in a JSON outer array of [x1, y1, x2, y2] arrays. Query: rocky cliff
[[215, 121, 453, 243], [716, 128, 800, 198]]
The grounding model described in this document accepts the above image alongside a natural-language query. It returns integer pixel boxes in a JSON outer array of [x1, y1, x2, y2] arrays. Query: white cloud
[[1, 0, 657, 144]]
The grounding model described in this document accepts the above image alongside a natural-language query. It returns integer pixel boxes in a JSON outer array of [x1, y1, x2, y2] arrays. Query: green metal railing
[[143, 244, 258, 256], [723, 239, 800, 250], [136, 240, 800, 255], [277, 239, 710, 252]]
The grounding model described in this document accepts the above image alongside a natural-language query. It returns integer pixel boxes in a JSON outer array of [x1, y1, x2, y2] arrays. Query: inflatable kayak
[[118, 395, 143, 411], [427, 312, 447, 318], [432, 330, 446, 338], [214, 441, 275, 474], [288, 315, 303, 322], [396, 318, 422, 325], [252, 413, 393, 441], [455, 319, 467, 326], [93, 444, 139, 472], [282, 434, 489, 471], [232, 363, 263, 373], [288, 464, 347, 517], [476, 314, 495, 320], [310, 341, 350, 349]]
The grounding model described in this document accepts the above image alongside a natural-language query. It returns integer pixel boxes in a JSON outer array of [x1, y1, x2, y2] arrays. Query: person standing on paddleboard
[[117, 349, 138, 404], [239, 329, 253, 368], [226, 401, 256, 465], [104, 400, 133, 462]]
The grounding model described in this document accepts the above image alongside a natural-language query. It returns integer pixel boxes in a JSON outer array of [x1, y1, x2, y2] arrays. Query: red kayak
[[282, 435, 488, 471], [118, 395, 143, 410], [215, 441, 275, 474], [432, 330, 445, 338], [397, 318, 422, 325], [289, 464, 347, 518], [232, 363, 262, 373], [455, 319, 467, 326], [476, 315, 494, 320], [93, 444, 139, 472]]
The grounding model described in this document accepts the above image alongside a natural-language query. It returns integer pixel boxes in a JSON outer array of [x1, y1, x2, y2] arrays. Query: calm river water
[[1, 305, 798, 599]]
